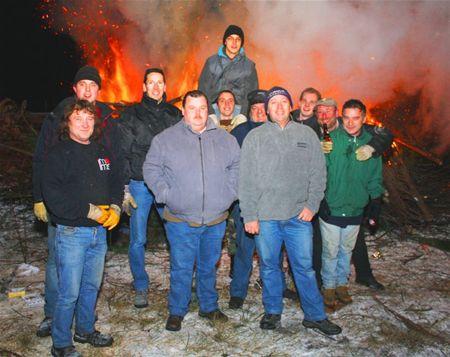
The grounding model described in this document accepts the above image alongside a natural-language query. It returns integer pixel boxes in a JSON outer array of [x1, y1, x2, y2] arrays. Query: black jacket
[[118, 95, 181, 182], [32, 96, 120, 202]]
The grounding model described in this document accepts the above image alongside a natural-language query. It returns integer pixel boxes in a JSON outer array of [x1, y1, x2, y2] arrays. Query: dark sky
[[1, 0, 82, 112]]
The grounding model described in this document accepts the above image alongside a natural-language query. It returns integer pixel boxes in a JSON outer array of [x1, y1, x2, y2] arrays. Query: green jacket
[[324, 127, 384, 218]]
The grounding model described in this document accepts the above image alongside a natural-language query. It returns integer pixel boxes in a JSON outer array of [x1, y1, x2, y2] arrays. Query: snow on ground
[[0, 201, 449, 357]]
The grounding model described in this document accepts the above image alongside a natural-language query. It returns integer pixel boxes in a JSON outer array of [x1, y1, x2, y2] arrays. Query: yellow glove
[[122, 191, 138, 216], [103, 204, 121, 230], [34, 202, 48, 222], [355, 145, 375, 161], [87, 204, 110, 224], [321, 141, 333, 154]]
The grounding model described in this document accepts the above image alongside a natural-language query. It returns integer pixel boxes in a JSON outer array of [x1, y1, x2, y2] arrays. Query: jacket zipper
[[199, 136, 205, 225]]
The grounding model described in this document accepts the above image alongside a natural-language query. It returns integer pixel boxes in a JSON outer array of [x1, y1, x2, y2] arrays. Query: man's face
[[73, 80, 100, 103], [143, 72, 166, 102], [267, 95, 291, 126], [250, 103, 267, 122], [217, 92, 235, 118], [299, 92, 319, 118], [224, 34, 242, 59], [182, 95, 209, 133], [68, 109, 95, 145], [316, 105, 338, 129], [342, 107, 365, 136]]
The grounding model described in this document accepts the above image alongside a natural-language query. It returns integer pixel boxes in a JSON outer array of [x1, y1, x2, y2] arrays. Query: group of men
[[33, 24, 392, 356]]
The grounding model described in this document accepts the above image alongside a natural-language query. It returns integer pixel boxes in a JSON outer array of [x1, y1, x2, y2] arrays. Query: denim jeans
[[44, 221, 58, 318], [255, 216, 326, 321], [320, 218, 360, 289], [230, 202, 287, 299], [52, 225, 107, 348], [128, 179, 161, 291], [165, 221, 226, 317]]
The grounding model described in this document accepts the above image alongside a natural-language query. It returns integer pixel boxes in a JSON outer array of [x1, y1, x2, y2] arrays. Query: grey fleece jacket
[[239, 120, 326, 223], [143, 119, 240, 225]]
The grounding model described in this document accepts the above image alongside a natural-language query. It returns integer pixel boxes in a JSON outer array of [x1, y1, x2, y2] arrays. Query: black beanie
[[73, 65, 101, 89], [223, 25, 244, 46]]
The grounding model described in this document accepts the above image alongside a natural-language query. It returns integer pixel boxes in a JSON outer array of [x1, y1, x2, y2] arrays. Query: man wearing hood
[[198, 25, 258, 115], [118, 68, 181, 309]]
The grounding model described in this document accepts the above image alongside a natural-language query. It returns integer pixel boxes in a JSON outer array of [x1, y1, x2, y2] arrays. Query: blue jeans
[[319, 218, 360, 289], [128, 179, 163, 291], [52, 225, 107, 348], [255, 216, 326, 321], [230, 203, 287, 299], [44, 221, 58, 318], [165, 221, 226, 317]]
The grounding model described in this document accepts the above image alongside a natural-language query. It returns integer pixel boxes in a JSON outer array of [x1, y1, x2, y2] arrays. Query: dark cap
[[247, 89, 267, 107], [223, 25, 244, 46], [264, 86, 293, 111], [144, 67, 165, 82], [73, 65, 101, 89]]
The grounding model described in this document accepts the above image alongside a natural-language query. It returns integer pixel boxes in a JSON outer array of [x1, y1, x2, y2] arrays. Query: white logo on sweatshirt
[[97, 158, 111, 171]]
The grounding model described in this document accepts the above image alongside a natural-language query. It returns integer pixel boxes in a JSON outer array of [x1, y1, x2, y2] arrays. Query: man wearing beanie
[[239, 86, 342, 335], [33, 64, 122, 338], [198, 24, 258, 116]]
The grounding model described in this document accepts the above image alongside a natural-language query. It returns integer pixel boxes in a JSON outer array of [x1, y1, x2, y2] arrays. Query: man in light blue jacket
[[143, 90, 240, 332]]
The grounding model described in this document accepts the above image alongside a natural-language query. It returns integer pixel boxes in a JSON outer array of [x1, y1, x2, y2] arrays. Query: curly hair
[[59, 99, 101, 141]]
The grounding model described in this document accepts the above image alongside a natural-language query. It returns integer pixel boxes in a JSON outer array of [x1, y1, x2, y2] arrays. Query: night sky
[[1, 0, 82, 112]]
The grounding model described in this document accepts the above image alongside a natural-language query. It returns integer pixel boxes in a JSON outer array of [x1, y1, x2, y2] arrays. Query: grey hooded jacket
[[143, 119, 240, 225]]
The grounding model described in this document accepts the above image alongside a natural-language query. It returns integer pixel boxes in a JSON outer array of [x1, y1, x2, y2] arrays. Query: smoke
[[48, 0, 450, 155]]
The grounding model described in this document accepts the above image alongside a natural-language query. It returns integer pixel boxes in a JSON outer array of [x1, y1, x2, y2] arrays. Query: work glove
[[355, 145, 375, 161], [87, 204, 110, 224], [321, 141, 333, 154], [122, 186, 138, 216], [103, 204, 121, 231], [34, 201, 48, 222]]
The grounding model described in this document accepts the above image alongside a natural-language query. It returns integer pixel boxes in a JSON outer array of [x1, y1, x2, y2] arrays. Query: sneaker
[[260, 314, 281, 330], [198, 309, 228, 322], [134, 289, 148, 308], [51, 345, 81, 357], [283, 288, 298, 301], [37, 317, 52, 337], [165, 315, 184, 331], [228, 296, 244, 309], [74, 330, 113, 347], [302, 319, 342, 335], [355, 276, 385, 290]]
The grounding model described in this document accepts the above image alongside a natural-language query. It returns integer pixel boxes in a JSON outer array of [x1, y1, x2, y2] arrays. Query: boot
[[322, 288, 336, 312], [336, 286, 352, 304]]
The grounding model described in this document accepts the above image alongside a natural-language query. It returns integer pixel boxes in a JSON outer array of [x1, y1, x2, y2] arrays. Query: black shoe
[[302, 319, 342, 335], [283, 288, 298, 301], [51, 345, 81, 357], [74, 330, 113, 347], [165, 315, 184, 331], [198, 309, 228, 322], [260, 314, 281, 330], [229, 296, 244, 309], [355, 276, 385, 290], [37, 317, 52, 337]]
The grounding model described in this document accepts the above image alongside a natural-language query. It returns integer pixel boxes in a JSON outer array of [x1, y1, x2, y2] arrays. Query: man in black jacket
[[118, 68, 181, 308], [33, 65, 121, 338]]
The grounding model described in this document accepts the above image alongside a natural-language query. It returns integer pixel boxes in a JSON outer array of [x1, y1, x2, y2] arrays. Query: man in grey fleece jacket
[[239, 86, 341, 335], [143, 90, 240, 332]]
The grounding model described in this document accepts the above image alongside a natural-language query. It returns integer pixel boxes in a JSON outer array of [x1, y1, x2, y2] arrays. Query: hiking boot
[[260, 314, 281, 330], [322, 288, 336, 308], [355, 276, 385, 290], [229, 296, 244, 309], [165, 315, 184, 331], [51, 345, 81, 357], [134, 289, 148, 308], [302, 319, 342, 335], [74, 330, 113, 347], [283, 288, 298, 301], [336, 286, 352, 304], [37, 317, 52, 337], [198, 309, 228, 322]]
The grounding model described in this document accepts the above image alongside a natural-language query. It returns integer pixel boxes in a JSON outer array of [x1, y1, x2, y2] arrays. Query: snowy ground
[[0, 201, 449, 357]]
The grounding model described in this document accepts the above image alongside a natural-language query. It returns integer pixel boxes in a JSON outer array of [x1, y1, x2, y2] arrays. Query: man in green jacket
[[319, 99, 384, 311]]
